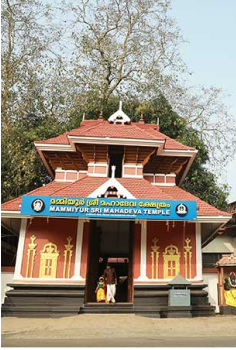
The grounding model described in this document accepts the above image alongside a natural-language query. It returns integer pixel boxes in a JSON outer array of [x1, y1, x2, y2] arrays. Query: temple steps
[[1, 283, 85, 317], [1, 305, 82, 318], [80, 302, 134, 314], [219, 305, 236, 315]]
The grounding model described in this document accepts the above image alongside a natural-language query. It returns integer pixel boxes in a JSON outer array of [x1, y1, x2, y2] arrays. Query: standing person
[[95, 276, 107, 303], [104, 264, 117, 303]]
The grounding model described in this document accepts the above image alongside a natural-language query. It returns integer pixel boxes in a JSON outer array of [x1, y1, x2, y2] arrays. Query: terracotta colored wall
[[66, 172, 78, 181], [78, 172, 87, 180], [146, 221, 196, 279], [21, 218, 77, 278], [133, 223, 141, 279], [80, 222, 90, 278], [143, 175, 153, 183], [166, 176, 175, 184], [55, 171, 65, 180], [124, 167, 136, 175], [94, 166, 107, 175]]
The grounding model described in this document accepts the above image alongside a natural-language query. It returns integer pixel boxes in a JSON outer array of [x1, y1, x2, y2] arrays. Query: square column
[[14, 218, 27, 280], [72, 219, 86, 281], [135, 220, 149, 282]]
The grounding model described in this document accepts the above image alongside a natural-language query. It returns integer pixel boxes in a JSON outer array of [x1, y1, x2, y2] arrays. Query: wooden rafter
[[174, 159, 188, 174], [65, 154, 80, 171], [166, 158, 178, 173], [76, 145, 89, 163], [142, 148, 157, 166], [136, 147, 139, 164]]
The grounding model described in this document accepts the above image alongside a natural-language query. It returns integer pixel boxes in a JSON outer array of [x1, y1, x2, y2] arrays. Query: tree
[[62, 0, 236, 170], [1, 0, 65, 202], [133, 95, 229, 210], [64, 0, 184, 111]]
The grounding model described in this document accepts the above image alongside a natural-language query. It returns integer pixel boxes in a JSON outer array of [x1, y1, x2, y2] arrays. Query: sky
[[170, 0, 236, 203]]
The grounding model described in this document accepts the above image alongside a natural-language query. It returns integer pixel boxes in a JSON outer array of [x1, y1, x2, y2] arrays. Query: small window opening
[[108, 146, 124, 178]]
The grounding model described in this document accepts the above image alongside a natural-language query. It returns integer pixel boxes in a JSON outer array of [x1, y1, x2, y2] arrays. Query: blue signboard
[[21, 195, 197, 221]]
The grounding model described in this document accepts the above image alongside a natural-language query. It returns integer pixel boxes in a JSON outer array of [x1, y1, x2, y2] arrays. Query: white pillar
[[72, 219, 85, 281], [13, 218, 27, 280], [195, 222, 203, 280], [136, 220, 149, 281]]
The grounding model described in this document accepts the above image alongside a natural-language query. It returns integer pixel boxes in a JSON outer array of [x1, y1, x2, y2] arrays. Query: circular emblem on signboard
[[176, 203, 188, 217], [31, 199, 45, 213]]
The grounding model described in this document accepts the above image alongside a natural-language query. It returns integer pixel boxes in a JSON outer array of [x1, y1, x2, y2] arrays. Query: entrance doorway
[[85, 220, 134, 303]]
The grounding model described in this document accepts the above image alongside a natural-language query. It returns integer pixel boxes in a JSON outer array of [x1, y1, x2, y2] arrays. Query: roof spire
[[108, 102, 131, 125], [139, 113, 145, 124], [98, 110, 103, 119], [82, 113, 85, 121]]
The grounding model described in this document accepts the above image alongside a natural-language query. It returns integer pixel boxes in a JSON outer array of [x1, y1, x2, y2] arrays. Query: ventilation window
[[108, 146, 124, 178]]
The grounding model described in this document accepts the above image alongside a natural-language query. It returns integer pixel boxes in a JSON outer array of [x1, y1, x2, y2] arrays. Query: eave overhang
[[35, 137, 197, 183]]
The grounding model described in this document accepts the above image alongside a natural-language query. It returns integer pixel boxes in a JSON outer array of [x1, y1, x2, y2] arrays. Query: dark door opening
[[108, 146, 124, 178], [85, 220, 134, 303]]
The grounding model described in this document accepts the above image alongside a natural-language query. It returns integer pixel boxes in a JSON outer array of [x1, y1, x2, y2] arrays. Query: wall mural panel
[[163, 245, 180, 279], [63, 236, 74, 278], [25, 235, 37, 278], [39, 242, 59, 278], [146, 221, 196, 279], [184, 238, 192, 279], [151, 238, 160, 279], [21, 218, 77, 278]]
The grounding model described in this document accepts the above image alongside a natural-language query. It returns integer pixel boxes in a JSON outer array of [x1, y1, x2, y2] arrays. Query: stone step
[[81, 302, 134, 314], [1, 305, 81, 317], [85, 302, 133, 307]]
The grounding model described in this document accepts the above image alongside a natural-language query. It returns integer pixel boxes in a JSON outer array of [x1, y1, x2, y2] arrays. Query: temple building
[[1, 104, 232, 317]]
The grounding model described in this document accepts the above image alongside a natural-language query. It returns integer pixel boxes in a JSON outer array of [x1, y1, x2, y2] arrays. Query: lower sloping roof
[[215, 253, 236, 267], [1, 176, 231, 218]]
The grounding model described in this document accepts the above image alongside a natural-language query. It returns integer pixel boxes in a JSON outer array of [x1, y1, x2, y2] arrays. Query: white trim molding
[[71, 219, 86, 281], [161, 149, 198, 157], [1, 211, 27, 218], [135, 220, 149, 281], [13, 278, 86, 283], [68, 136, 165, 148], [196, 216, 231, 223], [13, 218, 27, 280], [34, 143, 76, 152], [88, 178, 135, 199], [195, 222, 203, 281]]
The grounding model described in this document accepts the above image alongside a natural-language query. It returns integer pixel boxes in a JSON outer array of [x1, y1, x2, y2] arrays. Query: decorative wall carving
[[39, 242, 59, 278], [26, 235, 37, 278], [184, 238, 192, 278], [63, 236, 74, 278], [150, 237, 160, 279], [163, 245, 181, 279]]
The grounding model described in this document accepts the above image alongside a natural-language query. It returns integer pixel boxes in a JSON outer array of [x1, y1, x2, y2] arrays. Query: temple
[[1, 105, 232, 317]]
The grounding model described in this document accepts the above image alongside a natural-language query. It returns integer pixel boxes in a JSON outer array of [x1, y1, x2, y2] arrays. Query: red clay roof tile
[[215, 253, 236, 266], [1, 177, 231, 218], [35, 120, 195, 151]]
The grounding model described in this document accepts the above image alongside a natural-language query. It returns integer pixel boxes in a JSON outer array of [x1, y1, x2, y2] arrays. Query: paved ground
[[1, 314, 236, 347]]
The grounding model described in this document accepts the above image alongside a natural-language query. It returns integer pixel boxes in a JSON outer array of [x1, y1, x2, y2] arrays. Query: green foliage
[[134, 96, 229, 210], [183, 169, 229, 211], [1, 116, 67, 202]]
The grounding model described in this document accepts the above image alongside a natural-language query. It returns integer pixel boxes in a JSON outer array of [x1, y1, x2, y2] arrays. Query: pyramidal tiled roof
[[35, 120, 196, 151]]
